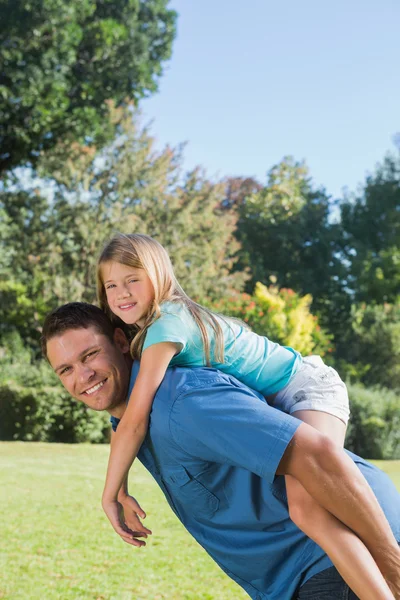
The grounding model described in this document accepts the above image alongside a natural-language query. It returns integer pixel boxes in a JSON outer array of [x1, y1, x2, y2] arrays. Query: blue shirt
[[111, 364, 400, 600], [142, 301, 301, 395]]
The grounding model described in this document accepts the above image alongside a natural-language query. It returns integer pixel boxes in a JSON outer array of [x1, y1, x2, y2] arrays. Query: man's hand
[[102, 496, 152, 547]]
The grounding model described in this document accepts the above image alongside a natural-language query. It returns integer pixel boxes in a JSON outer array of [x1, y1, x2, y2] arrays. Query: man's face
[[46, 326, 131, 415]]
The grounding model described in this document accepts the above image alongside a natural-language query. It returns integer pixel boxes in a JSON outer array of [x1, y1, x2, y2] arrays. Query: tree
[[42, 105, 247, 299], [0, 106, 247, 352], [0, 177, 54, 344], [231, 157, 349, 335], [340, 152, 400, 304], [220, 176, 262, 211], [0, 0, 177, 173]]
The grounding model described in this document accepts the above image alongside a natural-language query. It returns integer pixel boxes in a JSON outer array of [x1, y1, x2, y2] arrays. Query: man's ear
[[113, 328, 130, 354]]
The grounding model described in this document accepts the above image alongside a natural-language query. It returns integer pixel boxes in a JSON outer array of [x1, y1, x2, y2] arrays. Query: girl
[[98, 232, 397, 600]]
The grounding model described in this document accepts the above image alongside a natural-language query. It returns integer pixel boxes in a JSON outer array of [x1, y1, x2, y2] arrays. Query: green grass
[[0, 443, 399, 600], [0, 443, 247, 600], [372, 460, 400, 489]]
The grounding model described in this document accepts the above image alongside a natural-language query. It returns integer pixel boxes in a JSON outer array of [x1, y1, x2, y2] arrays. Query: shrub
[[0, 382, 110, 443], [339, 300, 400, 389], [345, 383, 400, 459], [203, 281, 333, 358]]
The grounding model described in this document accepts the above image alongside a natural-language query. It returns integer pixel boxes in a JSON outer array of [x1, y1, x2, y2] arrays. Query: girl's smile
[[118, 302, 137, 311]]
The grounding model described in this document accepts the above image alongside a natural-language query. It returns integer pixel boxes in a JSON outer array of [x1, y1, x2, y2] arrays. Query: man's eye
[[60, 367, 71, 375], [85, 351, 98, 360]]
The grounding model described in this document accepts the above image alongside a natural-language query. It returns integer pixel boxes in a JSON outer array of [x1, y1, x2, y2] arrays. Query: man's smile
[[82, 378, 108, 396]]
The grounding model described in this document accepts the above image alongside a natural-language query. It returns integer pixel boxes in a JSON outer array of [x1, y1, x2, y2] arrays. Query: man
[[42, 303, 400, 600]]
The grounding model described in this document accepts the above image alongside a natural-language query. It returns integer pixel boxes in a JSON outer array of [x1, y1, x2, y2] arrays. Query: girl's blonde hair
[[96, 233, 226, 364]]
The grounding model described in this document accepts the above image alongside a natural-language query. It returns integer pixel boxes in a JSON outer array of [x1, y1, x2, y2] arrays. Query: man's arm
[[278, 423, 400, 584], [170, 378, 400, 587]]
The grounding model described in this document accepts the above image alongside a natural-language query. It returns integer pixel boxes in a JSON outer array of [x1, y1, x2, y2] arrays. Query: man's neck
[[108, 403, 126, 420], [107, 356, 136, 420]]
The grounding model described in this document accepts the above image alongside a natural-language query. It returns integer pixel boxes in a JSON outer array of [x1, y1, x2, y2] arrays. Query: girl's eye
[[129, 279, 138, 283], [105, 284, 116, 290]]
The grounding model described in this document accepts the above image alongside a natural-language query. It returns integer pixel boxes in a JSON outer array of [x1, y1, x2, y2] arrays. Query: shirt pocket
[[270, 475, 288, 505], [161, 465, 220, 519]]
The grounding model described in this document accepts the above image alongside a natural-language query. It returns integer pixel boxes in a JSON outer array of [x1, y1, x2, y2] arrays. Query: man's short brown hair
[[41, 302, 120, 360]]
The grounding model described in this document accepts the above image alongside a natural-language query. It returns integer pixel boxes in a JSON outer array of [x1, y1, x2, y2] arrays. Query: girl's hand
[[102, 497, 152, 547], [119, 494, 152, 539]]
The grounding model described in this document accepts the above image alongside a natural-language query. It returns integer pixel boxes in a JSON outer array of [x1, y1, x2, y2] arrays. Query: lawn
[[0, 443, 399, 600]]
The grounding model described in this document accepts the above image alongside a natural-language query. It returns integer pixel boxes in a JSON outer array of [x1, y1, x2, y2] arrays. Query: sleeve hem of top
[[143, 336, 185, 353], [259, 419, 301, 483]]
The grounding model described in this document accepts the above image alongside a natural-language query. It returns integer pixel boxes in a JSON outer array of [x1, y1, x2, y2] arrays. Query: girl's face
[[101, 261, 155, 327]]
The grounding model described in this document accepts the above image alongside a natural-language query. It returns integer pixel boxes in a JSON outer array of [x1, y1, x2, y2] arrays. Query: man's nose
[[77, 363, 96, 383]]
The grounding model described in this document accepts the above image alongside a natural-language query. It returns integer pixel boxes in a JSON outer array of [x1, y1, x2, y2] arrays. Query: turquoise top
[[142, 301, 301, 396]]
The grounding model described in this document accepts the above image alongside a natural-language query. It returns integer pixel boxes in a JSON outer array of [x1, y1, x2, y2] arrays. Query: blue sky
[[142, 0, 400, 199]]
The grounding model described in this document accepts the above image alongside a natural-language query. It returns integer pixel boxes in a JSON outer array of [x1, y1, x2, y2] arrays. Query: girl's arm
[[110, 430, 153, 546], [101, 342, 179, 532], [110, 430, 130, 503]]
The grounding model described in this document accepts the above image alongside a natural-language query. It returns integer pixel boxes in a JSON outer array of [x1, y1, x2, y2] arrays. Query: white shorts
[[272, 355, 350, 425]]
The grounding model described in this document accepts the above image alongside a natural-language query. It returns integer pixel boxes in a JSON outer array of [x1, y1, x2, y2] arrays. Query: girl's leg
[[286, 409, 394, 600]]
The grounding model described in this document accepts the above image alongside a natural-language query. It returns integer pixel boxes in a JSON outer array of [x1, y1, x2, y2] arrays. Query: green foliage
[[40, 104, 246, 303], [338, 300, 400, 389], [0, 50, 399, 439], [0, 280, 35, 333], [0, 182, 54, 344], [0, 383, 110, 443], [230, 157, 349, 339], [0, 107, 246, 358], [0, 108, 248, 443], [346, 383, 400, 459], [204, 282, 332, 357], [228, 153, 400, 380], [340, 152, 400, 304], [0, 0, 177, 172]]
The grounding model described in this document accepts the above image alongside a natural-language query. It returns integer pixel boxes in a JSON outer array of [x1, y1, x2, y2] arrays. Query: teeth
[[120, 303, 135, 309], [85, 381, 105, 395]]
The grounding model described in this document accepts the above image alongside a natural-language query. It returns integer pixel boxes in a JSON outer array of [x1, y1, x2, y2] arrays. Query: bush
[[0, 382, 110, 443], [339, 300, 400, 389], [345, 383, 400, 459], [203, 281, 333, 358]]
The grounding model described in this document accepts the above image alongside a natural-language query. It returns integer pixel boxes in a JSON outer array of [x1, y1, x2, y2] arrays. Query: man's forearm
[[279, 423, 400, 574]]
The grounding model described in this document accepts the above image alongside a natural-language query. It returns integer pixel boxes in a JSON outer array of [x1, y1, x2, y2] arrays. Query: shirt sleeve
[[110, 415, 120, 432], [169, 375, 301, 483], [142, 310, 189, 353]]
